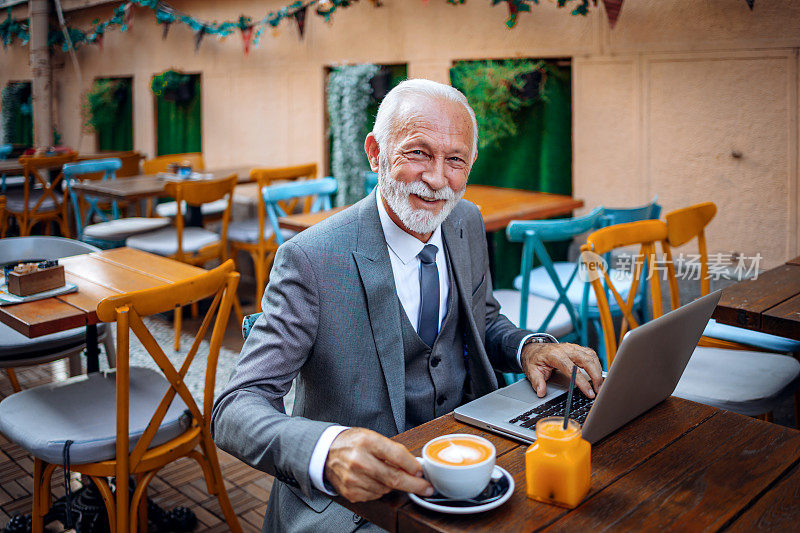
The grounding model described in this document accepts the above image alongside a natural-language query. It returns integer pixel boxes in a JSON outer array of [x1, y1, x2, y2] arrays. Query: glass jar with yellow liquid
[[525, 416, 591, 508]]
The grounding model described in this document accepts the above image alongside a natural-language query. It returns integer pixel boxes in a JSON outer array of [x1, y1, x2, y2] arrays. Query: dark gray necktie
[[417, 244, 439, 347]]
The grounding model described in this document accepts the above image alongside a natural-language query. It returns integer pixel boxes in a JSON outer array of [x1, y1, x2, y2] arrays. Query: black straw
[[563, 365, 578, 430]]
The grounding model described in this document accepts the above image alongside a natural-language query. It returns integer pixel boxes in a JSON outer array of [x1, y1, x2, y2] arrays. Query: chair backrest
[[242, 312, 261, 340], [0, 236, 100, 265], [16, 152, 78, 216], [248, 164, 318, 247], [78, 150, 143, 177], [263, 177, 338, 245], [95, 260, 239, 483], [662, 201, 717, 307], [364, 171, 379, 196], [142, 152, 205, 174], [63, 158, 123, 237], [505, 207, 605, 336], [580, 219, 669, 365], [601, 196, 662, 226], [0, 144, 11, 160], [164, 174, 237, 261]]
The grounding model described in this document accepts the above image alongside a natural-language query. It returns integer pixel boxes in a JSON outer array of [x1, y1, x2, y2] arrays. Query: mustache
[[401, 179, 460, 201]]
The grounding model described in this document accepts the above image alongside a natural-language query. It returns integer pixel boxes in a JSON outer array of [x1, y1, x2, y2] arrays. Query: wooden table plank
[[59, 254, 168, 294], [541, 412, 800, 532], [88, 247, 205, 283], [761, 293, 800, 341], [725, 461, 800, 532], [712, 264, 800, 330], [395, 398, 717, 533]]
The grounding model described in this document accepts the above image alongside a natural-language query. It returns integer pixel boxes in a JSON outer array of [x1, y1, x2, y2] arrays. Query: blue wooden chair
[[263, 177, 338, 246], [364, 171, 379, 196], [0, 144, 10, 159], [63, 158, 169, 249]]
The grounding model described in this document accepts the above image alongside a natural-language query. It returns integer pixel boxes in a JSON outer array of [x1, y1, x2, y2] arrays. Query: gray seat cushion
[[5, 189, 61, 213], [83, 217, 171, 240], [0, 322, 106, 361], [227, 218, 298, 244], [514, 262, 634, 308], [673, 346, 800, 416], [493, 289, 574, 339], [0, 367, 191, 464], [703, 319, 800, 354], [155, 198, 228, 218], [126, 227, 220, 256]]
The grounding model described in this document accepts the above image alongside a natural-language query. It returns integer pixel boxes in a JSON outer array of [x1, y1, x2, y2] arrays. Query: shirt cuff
[[309, 425, 350, 495], [516, 333, 559, 369]]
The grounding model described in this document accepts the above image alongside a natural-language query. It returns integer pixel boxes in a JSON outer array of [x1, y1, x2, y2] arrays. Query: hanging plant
[[327, 63, 380, 206], [151, 70, 194, 104], [1, 82, 31, 145], [450, 59, 546, 149], [82, 79, 128, 134]]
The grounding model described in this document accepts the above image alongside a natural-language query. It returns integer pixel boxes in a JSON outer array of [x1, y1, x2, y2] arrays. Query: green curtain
[[97, 78, 133, 151], [453, 64, 573, 289], [156, 76, 201, 156], [3, 82, 33, 147]]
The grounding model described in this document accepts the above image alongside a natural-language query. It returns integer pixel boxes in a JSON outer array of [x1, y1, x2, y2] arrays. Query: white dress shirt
[[308, 191, 553, 494]]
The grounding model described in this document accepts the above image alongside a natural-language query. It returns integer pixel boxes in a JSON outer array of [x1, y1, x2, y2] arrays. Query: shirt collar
[[376, 188, 444, 265]]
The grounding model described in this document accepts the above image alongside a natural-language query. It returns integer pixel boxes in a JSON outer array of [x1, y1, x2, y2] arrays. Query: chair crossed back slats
[[663, 201, 717, 302], [364, 170, 379, 196], [63, 158, 123, 238], [142, 152, 205, 174], [13, 151, 78, 236], [263, 177, 338, 246], [506, 207, 605, 336], [600, 196, 662, 227], [580, 219, 669, 364], [93, 260, 241, 533], [163, 174, 236, 263], [249, 163, 318, 247]]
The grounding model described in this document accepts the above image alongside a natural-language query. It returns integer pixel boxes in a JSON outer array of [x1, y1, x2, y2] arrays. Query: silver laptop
[[455, 291, 722, 444]]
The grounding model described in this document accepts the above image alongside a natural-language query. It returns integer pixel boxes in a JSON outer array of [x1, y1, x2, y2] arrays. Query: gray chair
[[0, 237, 115, 392]]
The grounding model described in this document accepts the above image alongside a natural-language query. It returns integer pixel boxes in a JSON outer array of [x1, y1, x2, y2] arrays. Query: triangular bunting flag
[[745, 0, 755, 10], [601, 0, 624, 28], [294, 6, 307, 39]]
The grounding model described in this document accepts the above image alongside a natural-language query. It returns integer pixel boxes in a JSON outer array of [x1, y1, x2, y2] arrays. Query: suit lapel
[[353, 193, 405, 434]]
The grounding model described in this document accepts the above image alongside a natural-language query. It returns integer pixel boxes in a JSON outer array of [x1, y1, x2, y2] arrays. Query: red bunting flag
[[241, 25, 253, 54], [601, 0, 624, 28], [294, 6, 307, 39]]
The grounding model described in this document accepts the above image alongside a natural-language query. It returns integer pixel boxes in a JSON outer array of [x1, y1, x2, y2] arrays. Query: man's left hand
[[520, 342, 603, 399]]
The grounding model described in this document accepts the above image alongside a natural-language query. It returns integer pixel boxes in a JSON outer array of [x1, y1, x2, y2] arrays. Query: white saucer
[[408, 465, 514, 515]]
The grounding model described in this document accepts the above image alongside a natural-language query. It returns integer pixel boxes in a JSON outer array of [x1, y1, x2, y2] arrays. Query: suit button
[[437, 395, 446, 406], [431, 357, 441, 367]]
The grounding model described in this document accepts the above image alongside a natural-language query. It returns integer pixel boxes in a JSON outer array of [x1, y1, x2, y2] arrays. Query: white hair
[[372, 78, 478, 157]]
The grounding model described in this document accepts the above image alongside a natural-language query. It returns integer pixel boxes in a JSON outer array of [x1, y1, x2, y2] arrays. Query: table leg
[[85, 324, 99, 374]]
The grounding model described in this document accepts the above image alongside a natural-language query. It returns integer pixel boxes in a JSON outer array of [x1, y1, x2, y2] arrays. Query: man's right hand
[[324, 428, 434, 502]]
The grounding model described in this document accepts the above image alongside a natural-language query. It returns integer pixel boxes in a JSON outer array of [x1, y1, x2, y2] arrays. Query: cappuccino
[[425, 436, 493, 466]]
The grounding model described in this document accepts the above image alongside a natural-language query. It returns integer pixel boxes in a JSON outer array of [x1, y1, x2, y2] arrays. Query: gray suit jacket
[[212, 192, 531, 532]]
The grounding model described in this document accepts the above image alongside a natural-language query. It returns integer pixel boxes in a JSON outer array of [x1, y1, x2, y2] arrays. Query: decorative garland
[[0, 0, 662, 53], [327, 64, 380, 206]]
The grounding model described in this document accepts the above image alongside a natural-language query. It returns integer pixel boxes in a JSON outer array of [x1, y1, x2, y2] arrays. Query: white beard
[[378, 155, 465, 235]]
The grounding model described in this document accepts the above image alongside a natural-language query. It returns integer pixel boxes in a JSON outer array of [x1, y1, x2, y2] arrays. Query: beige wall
[[1, 0, 798, 266]]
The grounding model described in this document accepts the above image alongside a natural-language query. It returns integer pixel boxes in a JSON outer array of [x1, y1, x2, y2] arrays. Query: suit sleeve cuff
[[516, 333, 559, 369], [309, 425, 349, 495]]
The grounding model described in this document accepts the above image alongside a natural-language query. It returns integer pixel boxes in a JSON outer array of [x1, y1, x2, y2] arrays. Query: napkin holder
[[6, 262, 65, 296]]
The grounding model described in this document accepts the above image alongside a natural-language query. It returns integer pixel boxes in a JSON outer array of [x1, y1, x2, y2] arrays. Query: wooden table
[[69, 166, 256, 202], [337, 397, 800, 532], [0, 160, 24, 175], [712, 256, 800, 341], [0, 247, 204, 371], [278, 185, 584, 233]]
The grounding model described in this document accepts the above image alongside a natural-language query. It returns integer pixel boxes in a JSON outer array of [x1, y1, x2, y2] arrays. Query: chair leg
[[132, 473, 151, 533], [232, 296, 245, 330], [200, 432, 243, 533], [90, 476, 117, 533], [174, 307, 182, 352], [32, 458, 46, 533], [5, 368, 21, 392], [253, 252, 266, 314], [191, 301, 199, 318]]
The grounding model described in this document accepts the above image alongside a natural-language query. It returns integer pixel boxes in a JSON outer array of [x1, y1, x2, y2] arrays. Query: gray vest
[[400, 250, 467, 431]]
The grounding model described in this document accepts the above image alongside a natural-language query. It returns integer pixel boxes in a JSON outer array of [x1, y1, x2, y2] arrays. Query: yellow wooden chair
[[0, 261, 242, 533], [142, 152, 205, 175], [228, 163, 317, 312], [3, 152, 78, 237], [126, 174, 237, 351], [581, 220, 800, 422], [664, 202, 800, 354]]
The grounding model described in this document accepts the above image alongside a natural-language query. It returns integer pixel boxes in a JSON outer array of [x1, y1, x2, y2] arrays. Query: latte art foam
[[426, 437, 493, 466], [437, 443, 482, 464]]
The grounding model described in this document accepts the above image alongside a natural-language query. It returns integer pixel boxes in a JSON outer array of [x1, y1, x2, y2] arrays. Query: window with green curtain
[[451, 60, 573, 289], [1, 81, 33, 147], [94, 77, 133, 151], [155, 74, 201, 156]]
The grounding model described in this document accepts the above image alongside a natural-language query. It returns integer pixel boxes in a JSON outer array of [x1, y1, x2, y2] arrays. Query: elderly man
[[212, 79, 602, 531]]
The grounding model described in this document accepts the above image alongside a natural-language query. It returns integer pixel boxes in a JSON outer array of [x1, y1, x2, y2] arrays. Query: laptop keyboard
[[508, 391, 595, 429]]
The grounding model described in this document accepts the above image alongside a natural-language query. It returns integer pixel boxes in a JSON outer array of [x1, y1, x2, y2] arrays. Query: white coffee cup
[[418, 434, 496, 500]]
